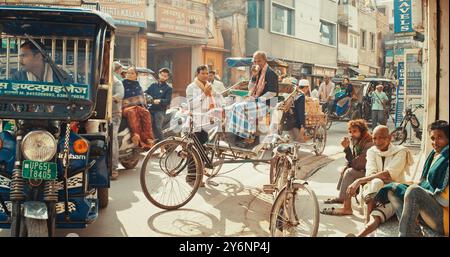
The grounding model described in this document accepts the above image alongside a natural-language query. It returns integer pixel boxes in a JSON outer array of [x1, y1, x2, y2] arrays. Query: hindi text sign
[[156, 3, 206, 38]]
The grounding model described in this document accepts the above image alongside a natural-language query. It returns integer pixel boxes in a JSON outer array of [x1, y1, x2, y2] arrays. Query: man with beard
[[346, 125, 413, 237], [321, 119, 374, 215]]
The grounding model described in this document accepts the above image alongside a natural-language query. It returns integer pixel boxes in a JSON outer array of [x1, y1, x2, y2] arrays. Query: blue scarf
[[376, 145, 449, 204]]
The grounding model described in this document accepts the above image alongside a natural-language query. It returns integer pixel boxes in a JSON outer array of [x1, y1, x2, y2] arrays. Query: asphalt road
[[1, 121, 378, 237]]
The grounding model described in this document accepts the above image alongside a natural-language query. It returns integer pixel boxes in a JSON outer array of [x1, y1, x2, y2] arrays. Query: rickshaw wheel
[[313, 125, 327, 156], [204, 153, 224, 178], [98, 188, 109, 209], [140, 139, 203, 210]]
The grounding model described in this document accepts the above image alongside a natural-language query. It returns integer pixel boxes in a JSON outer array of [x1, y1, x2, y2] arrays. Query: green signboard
[[0, 80, 90, 100]]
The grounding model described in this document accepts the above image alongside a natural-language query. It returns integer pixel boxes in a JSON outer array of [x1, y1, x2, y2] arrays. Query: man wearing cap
[[144, 68, 173, 143], [370, 84, 389, 129], [208, 70, 226, 95], [288, 79, 311, 142]]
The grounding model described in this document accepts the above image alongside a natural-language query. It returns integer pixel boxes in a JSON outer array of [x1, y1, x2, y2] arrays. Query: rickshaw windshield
[[0, 18, 98, 120]]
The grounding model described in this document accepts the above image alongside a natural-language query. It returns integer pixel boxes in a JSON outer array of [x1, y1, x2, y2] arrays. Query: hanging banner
[[394, 0, 415, 35], [394, 62, 405, 127]]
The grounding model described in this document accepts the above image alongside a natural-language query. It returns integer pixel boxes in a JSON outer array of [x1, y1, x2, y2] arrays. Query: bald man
[[346, 125, 414, 237]]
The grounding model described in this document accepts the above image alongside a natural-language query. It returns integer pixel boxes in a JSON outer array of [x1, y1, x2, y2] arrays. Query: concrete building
[[357, 1, 379, 76], [376, 0, 395, 30], [216, 0, 339, 87], [375, 4, 390, 77], [337, 0, 360, 77]]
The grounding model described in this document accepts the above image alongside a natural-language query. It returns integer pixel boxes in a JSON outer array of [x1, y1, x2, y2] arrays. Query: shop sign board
[[394, 62, 405, 127], [394, 0, 415, 35], [156, 3, 207, 38], [83, 0, 148, 28]]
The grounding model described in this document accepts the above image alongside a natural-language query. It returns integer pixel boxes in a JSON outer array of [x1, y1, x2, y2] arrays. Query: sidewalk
[[307, 145, 423, 237], [307, 155, 399, 237]]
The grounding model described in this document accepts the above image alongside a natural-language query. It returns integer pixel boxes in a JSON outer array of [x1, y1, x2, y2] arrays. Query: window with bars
[[1, 36, 93, 84]]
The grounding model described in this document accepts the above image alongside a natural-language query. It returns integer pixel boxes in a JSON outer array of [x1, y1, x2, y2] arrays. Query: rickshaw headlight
[[21, 131, 57, 162]]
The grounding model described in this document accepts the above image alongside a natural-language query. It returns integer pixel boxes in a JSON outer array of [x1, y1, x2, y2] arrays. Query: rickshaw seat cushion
[[276, 144, 294, 155]]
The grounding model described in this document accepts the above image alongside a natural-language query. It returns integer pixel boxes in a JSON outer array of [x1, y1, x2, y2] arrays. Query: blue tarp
[[225, 58, 254, 68]]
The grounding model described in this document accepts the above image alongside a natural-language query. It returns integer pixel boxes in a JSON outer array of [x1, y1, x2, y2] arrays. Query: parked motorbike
[[390, 104, 424, 145]]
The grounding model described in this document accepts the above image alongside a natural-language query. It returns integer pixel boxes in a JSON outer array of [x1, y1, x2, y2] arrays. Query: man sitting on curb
[[346, 125, 413, 237], [320, 119, 373, 215]]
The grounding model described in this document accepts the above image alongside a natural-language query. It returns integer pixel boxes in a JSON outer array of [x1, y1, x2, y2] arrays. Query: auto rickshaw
[[329, 76, 395, 128], [0, 4, 115, 236]]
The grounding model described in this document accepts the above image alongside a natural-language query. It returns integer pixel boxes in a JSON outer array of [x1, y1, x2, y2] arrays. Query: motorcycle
[[390, 104, 424, 145]]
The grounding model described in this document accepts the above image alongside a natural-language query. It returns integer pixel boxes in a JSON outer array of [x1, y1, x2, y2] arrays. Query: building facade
[[337, 0, 360, 77], [216, 0, 339, 87], [357, 3, 379, 76]]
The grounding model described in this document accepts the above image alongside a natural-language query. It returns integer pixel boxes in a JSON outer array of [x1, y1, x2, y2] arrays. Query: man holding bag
[[370, 84, 389, 129]]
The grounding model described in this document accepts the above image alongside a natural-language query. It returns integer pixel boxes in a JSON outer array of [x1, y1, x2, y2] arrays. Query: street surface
[[1, 121, 410, 237]]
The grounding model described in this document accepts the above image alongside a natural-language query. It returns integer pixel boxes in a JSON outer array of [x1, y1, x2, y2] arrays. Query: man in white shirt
[[346, 125, 413, 237], [318, 75, 335, 112], [208, 70, 226, 95]]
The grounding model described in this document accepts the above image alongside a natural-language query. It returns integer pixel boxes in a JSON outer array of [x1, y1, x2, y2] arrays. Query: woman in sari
[[122, 66, 154, 149], [376, 120, 449, 237]]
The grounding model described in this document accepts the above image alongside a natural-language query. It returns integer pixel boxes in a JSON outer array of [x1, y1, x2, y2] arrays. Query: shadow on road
[[56, 160, 143, 237]]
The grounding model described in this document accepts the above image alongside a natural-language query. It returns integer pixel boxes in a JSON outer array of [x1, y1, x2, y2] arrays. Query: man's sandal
[[323, 198, 344, 204], [320, 207, 352, 216]]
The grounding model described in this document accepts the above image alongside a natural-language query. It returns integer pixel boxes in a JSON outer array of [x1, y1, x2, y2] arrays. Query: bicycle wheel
[[140, 139, 203, 210], [270, 182, 319, 237], [390, 127, 407, 145], [313, 125, 327, 156]]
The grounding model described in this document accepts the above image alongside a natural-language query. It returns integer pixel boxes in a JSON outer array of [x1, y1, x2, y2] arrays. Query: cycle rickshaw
[[139, 58, 327, 211]]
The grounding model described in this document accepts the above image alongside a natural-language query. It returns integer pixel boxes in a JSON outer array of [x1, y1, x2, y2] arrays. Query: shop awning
[[349, 66, 363, 75]]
